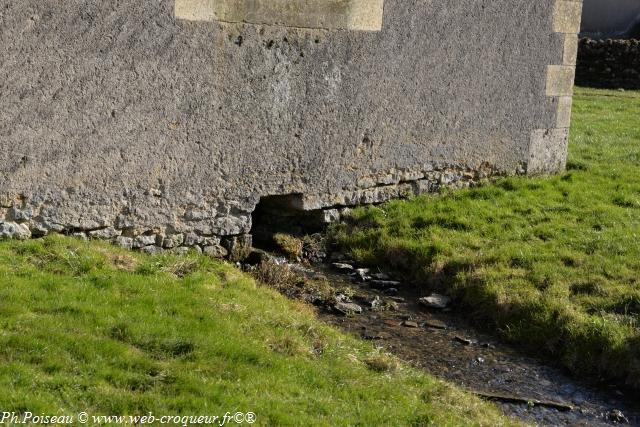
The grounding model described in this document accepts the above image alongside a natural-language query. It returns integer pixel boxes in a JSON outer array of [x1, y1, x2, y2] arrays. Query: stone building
[[0, 0, 583, 256]]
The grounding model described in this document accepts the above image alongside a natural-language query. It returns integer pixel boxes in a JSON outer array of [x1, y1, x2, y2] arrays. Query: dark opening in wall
[[250, 194, 324, 250]]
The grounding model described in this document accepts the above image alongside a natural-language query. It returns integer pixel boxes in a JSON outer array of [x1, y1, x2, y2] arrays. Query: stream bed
[[258, 256, 640, 426]]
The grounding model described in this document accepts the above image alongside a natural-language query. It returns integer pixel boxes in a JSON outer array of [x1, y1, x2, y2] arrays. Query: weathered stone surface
[[162, 233, 184, 248], [133, 235, 158, 249], [141, 245, 164, 255], [88, 227, 121, 240], [115, 236, 134, 249], [0, 222, 31, 240], [0, 0, 579, 243], [222, 235, 252, 261], [203, 244, 228, 258], [71, 232, 88, 241]]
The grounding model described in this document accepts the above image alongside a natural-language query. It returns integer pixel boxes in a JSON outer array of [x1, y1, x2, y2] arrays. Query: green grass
[[333, 87, 640, 389], [0, 235, 516, 426]]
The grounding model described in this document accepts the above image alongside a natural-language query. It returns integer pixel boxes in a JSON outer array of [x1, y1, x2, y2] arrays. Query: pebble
[[419, 294, 451, 309]]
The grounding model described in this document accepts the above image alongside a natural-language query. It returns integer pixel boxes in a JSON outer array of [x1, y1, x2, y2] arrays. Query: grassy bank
[[333, 87, 640, 389], [0, 235, 515, 426]]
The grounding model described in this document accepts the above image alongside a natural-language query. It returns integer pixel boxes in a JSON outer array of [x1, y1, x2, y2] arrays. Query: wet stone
[[332, 262, 354, 272]]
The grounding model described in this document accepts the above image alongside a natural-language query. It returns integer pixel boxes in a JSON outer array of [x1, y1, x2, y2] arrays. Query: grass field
[[0, 235, 516, 426], [333, 87, 640, 389]]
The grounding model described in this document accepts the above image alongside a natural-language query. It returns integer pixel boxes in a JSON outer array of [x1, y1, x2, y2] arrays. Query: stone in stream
[[354, 268, 371, 282], [424, 319, 447, 330], [334, 301, 363, 315], [419, 294, 451, 309], [402, 320, 419, 328], [332, 262, 354, 273], [384, 319, 401, 327], [383, 287, 399, 296]]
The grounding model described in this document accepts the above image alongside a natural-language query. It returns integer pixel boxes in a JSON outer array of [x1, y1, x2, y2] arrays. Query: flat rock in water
[[384, 319, 401, 327], [334, 301, 363, 315], [419, 294, 451, 309]]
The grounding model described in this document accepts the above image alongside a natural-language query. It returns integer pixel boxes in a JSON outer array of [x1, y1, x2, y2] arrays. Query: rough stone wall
[[0, 0, 582, 255], [576, 38, 640, 90]]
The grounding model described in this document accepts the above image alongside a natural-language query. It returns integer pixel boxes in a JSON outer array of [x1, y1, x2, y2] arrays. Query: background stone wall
[[0, 0, 582, 255], [576, 38, 640, 90]]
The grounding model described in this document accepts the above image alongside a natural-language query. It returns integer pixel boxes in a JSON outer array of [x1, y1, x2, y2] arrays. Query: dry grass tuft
[[273, 233, 304, 260], [364, 352, 399, 373]]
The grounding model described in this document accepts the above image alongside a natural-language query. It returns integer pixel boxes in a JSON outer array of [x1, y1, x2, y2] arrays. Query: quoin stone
[[0, 0, 583, 256]]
